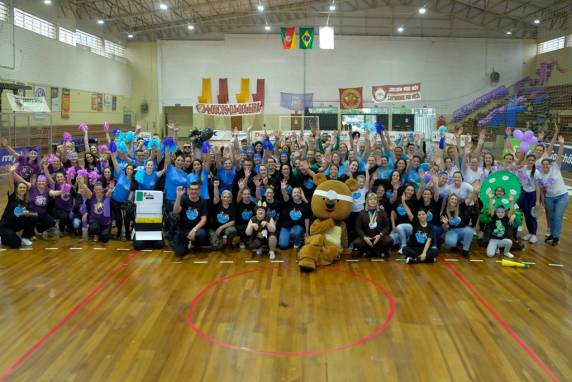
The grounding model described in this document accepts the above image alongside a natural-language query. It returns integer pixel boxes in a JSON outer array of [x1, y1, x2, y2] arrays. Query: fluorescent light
[[534, 19, 540, 24], [319, 26, 334, 49], [506, 31, 512, 35], [418, 7, 426, 14], [97, 19, 105, 25], [187, 24, 195, 30], [159, 3, 168, 10], [397, 26, 404, 32], [257, 4, 264, 12], [43, 0, 52, 4], [329, 4, 336, 11], [128, 33, 134, 39], [264, 25, 271, 31]]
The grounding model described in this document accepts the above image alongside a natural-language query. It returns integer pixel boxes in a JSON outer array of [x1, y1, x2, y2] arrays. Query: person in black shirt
[[172, 182, 208, 257], [416, 183, 444, 240], [485, 192, 516, 258], [260, 185, 281, 225], [231, 158, 257, 200], [235, 184, 257, 249], [245, 201, 277, 259], [278, 187, 310, 249], [0, 169, 38, 248], [404, 209, 439, 264], [209, 181, 237, 250], [441, 192, 476, 258], [353, 193, 393, 258]]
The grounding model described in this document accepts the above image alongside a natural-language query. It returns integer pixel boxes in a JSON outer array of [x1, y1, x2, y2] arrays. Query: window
[[537, 36, 565, 54], [567, 34, 572, 48], [0, 2, 8, 22], [59, 27, 76, 46], [76, 29, 104, 56], [104, 40, 125, 58], [14, 8, 56, 39]]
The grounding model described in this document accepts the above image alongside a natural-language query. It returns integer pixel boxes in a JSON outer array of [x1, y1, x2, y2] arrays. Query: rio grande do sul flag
[[281, 27, 297, 49], [299, 27, 314, 49]]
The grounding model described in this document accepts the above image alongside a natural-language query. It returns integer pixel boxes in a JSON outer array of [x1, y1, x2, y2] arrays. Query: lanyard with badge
[[368, 210, 377, 229]]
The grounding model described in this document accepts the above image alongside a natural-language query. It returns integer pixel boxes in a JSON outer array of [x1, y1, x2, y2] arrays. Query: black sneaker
[[545, 235, 554, 244], [462, 250, 470, 259], [351, 248, 360, 258], [550, 238, 560, 246], [406, 257, 418, 264]]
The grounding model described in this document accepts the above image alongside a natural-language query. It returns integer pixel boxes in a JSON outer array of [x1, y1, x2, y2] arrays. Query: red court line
[[442, 259, 559, 382], [0, 251, 140, 382], [70, 270, 134, 334]]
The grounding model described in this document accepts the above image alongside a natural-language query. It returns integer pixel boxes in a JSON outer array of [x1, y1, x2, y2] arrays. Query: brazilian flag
[[299, 27, 314, 49]]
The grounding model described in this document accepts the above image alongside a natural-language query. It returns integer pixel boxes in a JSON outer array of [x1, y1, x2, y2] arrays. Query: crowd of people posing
[[0, 123, 569, 264]]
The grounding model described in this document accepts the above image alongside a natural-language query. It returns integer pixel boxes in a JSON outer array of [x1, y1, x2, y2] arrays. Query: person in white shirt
[[534, 136, 569, 246], [516, 154, 541, 243]]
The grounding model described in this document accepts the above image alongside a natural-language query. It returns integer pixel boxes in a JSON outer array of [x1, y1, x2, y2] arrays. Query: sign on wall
[[195, 102, 263, 116], [372, 83, 422, 103], [61, 88, 70, 119], [51, 87, 61, 112], [339, 87, 363, 110]]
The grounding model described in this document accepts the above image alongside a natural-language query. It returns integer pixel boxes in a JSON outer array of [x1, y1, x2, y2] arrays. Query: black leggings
[[110, 199, 132, 238], [52, 209, 73, 233], [402, 246, 440, 262], [35, 213, 55, 233], [0, 217, 37, 248], [88, 222, 111, 243]]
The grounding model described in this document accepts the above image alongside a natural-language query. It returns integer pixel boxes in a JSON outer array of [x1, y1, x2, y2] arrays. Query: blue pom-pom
[[112, 128, 121, 136], [135, 169, 145, 184], [124, 131, 135, 142], [146, 138, 161, 151], [438, 126, 447, 135], [262, 136, 274, 152], [109, 141, 117, 153], [201, 141, 212, 154], [117, 141, 128, 153], [439, 137, 445, 150], [420, 163, 430, 172], [375, 122, 384, 135], [163, 137, 178, 153], [116, 131, 125, 142]]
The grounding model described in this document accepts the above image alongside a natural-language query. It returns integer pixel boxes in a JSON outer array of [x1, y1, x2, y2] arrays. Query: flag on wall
[[281, 27, 297, 49], [339, 87, 363, 110], [280, 92, 314, 111], [299, 27, 314, 49], [61, 88, 70, 119]]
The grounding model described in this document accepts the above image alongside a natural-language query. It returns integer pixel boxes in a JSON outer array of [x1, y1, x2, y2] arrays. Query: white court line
[[371, 259, 385, 262], [549, 264, 564, 267], [444, 259, 459, 262], [70, 247, 83, 250], [142, 249, 153, 252], [522, 262, 536, 265], [270, 260, 284, 263], [245, 260, 259, 263], [45, 248, 58, 250], [496, 260, 502, 263], [163, 250, 173, 253], [193, 261, 208, 264], [470, 259, 484, 262], [117, 248, 130, 251], [19, 248, 33, 251], [94, 248, 105, 250], [0, 249, 6, 252], [346, 259, 359, 262], [220, 260, 234, 264]]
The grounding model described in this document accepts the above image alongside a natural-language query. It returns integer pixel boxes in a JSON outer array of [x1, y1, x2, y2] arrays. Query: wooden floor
[[0, 212, 571, 381]]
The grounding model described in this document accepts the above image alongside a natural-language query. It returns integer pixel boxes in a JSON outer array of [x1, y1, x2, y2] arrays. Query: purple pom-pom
[[112, 128, 120, 136], [109, 141, 117, 153], [79, 123, 89, 132], [61, 183, 71, 194], [66, 167, 76, 180], [77, 169, 88, 178], [103, 121, 110, 133], [63, 132, 72, 142], [98, 144, 108, 153], [201, 141, 212, 154], [47, 154, 58, 165], [88, 171, 99, 184]]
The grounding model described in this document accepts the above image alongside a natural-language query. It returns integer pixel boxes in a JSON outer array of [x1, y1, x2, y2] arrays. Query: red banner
[[339, 87, 363, 110], [195, 101, 263, 116], [372, 82, 421, 103]]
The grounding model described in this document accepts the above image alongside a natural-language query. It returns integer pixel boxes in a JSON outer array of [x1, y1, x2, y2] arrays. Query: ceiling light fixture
[[397, 26, 404, 32], [329, 4, 336, 11], [419, 7, 426, 14], [43, 0, 52, 4], [506, 31, 512, 35], [97, 19, 105, 25], [159, 3, 168, 10], [187, 24, 195, 30], [128, 33, 134, 39], [534, 19, 540, 24], [264, 25, 271, 31], [257, 4, 264, 12]]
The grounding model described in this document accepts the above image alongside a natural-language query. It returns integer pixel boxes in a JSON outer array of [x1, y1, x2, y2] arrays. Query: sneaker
[[496, 248, 500, 255], [269, 251, 276, 260], [462, 250, 470, 259], [20, 238, 32, 247], [255, 249, 262, 257], [529, 235, 537, 244], [187, 241, 193, 250], [397, 248, 403, 255], [550, 238, 560, 246], [523, 234, 532, 241], [406, 257, 418, 264], [239, 242, 246, 250], [351, 248, 360, 258], [545, 232, 552, 238], [504, 252, 515, 259], [545, 235, 554, 244]]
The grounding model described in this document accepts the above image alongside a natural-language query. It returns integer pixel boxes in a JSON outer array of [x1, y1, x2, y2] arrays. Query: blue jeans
[[545, 193, 569, 239], [279, 225, 305, 249], [445, 226, 475, 251], [390, 223, 413, 248], [518, 190, 538, 235]]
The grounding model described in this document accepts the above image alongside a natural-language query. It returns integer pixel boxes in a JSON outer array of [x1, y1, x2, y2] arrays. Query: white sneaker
[[293, 244, 300, 250], [398, 248, 403, 255], [269, 251, 276, 260], [523, 234, 532, 241], [255, 249, 262, 257], [529, 235, 537, 244], [20, 238, 32, 247], [504, 252, 515, 259], [239, 242, 246, 250]]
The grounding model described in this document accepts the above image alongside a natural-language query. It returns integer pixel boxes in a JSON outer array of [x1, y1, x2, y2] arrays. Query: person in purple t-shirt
[[79, 181, 113, 243], [0, 138, 40, 184]]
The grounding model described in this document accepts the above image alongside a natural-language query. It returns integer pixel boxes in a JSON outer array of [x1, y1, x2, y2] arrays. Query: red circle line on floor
[[187, 265, 396, 356]]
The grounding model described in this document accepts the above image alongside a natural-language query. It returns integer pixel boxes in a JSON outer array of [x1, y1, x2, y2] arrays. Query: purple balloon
[[513, 129, 524, 140], [529, 137, 538, 145], [519, 141, 530, 153], [524, 130, 534, 140]]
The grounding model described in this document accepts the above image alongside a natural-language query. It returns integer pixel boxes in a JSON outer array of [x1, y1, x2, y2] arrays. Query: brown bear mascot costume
[[298, 174, 358, 272]]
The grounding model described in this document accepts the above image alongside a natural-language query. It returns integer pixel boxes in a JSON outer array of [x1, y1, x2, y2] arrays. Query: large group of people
[[0, 122, 569, 264]]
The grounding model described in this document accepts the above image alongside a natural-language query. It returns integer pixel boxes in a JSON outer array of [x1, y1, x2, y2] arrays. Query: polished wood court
[[0, 211, 571, 381]]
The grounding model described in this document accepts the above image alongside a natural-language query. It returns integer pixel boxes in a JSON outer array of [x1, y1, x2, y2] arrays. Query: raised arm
[[0, 138, 20, 159], [110, 151, 121, 174], [556, 135, 565, 167]]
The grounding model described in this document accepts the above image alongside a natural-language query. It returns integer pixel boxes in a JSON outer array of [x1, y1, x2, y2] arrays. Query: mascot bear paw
[[298, 175, 358, 273]]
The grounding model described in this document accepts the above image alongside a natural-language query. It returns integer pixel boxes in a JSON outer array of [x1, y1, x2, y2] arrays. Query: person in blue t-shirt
[[134, 156, 169, 191], [110, 151, 135, 240]]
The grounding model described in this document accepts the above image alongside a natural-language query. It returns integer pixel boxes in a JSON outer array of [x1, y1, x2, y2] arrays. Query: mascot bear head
[[311, 173, 358, 221]]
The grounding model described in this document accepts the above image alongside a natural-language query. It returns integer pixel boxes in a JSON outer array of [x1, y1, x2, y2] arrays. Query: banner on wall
[[195, 102, 263, 116], [0, 146, 41, 170], [92, 93, 103, 112], [6, 93, 50, 113], [339, 87, 363, 110], [61, 88, 70, 119], [280, 92, 313, 111], [51, 87, 60, 112], [372, 83, 422, 103]]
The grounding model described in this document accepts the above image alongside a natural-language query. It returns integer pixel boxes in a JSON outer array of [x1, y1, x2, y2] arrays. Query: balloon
[[519, 141, 529, 153], [528, 137, 538, 145], [513, 129, 524, 140], [523, 130, 534, 140]]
